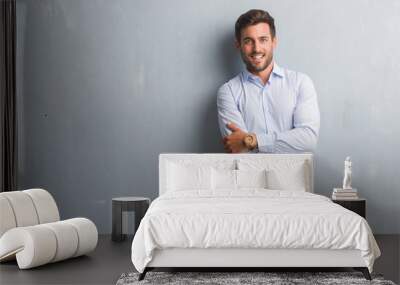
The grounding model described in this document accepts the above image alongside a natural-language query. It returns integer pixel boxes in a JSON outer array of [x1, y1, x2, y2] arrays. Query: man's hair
[[235, 9, 276, 42]]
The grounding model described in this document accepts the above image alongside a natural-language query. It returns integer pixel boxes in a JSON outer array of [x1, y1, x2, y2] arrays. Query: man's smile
[[250, 53, 265, 63]]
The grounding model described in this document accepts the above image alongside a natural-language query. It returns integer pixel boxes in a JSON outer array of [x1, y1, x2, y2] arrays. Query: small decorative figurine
[[342, 156, 352, 190]]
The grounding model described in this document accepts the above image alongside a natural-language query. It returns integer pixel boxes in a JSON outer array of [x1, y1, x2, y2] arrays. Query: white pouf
[[0, 189, 98, 269]]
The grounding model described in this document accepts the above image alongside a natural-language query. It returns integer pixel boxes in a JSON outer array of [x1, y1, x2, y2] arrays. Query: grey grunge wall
[[16, 0, 400, 233]]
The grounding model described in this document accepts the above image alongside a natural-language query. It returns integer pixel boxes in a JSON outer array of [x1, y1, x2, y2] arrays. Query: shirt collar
[[272, 62, 284, 78], [243, 62, 284, 82]]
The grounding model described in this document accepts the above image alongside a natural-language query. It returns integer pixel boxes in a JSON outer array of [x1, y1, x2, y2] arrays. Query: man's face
[[236, 23, 277, 73]]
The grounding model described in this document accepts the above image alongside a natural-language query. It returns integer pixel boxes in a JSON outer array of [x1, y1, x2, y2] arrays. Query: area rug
[[116, 271, 397, 285]]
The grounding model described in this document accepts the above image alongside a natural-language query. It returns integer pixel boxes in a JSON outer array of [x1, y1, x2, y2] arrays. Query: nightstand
[[112, 197, 150, 242], [332, 198, 366, 218]]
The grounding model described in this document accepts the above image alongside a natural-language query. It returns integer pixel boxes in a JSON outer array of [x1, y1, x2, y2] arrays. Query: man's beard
[[241, 51, 273, 73]]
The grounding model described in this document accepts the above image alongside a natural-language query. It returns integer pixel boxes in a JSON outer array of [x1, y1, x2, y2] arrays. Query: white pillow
[[266, 169, 306, 191], [236, 169, 268, 189], [212, 169, 237, 190], [211, 168, 269, 190], [238, 159, 309, 191], [167, 162, 212, 191]]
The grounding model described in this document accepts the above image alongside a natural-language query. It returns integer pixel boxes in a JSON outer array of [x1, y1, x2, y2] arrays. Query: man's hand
[[222, 123, 248, 153]]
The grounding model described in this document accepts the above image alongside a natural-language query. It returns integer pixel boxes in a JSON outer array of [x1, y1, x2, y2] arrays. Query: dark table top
[[112, 197, 150, 202]]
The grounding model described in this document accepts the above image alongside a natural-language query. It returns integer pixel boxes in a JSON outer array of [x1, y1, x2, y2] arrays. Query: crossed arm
[[217, 76, 320, 153], [221, 123, 251, 153]]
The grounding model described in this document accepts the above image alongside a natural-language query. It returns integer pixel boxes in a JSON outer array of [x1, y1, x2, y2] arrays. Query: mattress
[[131, 189, 380, 273]]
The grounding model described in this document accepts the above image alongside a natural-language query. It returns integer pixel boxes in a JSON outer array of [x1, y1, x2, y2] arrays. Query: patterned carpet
[[116, 271, 397, 285]]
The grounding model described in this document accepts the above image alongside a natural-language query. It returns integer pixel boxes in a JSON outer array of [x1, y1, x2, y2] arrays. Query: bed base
[[138, 267, 371, 281], [138, 248, 372, 281]]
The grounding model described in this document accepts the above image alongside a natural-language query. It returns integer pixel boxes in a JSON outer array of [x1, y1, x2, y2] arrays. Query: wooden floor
[[0, 234, 398, 285]]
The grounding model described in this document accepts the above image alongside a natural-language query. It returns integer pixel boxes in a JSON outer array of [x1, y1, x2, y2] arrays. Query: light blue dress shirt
[[217, 63, 320, 153]]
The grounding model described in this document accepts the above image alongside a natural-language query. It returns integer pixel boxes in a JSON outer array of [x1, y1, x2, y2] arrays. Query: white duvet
[[131, 189, 380, 273]]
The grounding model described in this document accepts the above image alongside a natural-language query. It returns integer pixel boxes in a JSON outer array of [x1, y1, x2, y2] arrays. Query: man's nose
[[253, 41, 262, 53]]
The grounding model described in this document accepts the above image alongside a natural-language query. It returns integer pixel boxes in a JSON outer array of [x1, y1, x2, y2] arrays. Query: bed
[[131, 153, 381, 280]]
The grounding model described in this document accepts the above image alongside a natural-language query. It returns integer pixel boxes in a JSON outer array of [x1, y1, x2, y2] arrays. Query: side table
[[112, 197, 150, 242], [332, 198, 366, 218]]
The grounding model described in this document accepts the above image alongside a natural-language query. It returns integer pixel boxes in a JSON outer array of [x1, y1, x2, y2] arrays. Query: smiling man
[[218, 9, 320, 153]]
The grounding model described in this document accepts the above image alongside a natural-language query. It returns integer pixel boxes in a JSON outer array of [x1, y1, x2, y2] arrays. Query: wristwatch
[[243, 133, 257, 150]]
